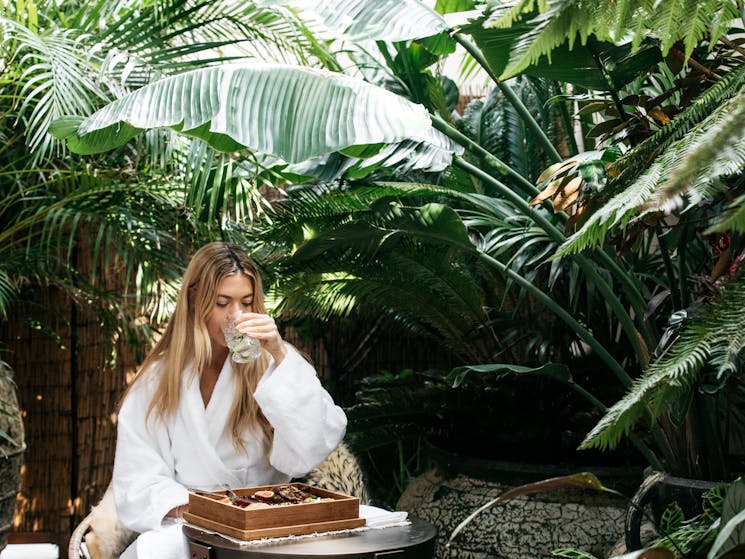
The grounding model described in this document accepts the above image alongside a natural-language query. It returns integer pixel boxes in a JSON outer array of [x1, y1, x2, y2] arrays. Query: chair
[[68, 442, 370, 559]]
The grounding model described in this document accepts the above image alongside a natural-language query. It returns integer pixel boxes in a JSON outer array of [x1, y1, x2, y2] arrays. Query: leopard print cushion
[[298, 442, 370, 504]]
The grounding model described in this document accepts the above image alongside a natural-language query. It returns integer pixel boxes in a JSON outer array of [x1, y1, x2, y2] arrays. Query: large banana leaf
[[52, 62, 437, 163], [283, 124, 462, 181], [261, 0, 449, 42]]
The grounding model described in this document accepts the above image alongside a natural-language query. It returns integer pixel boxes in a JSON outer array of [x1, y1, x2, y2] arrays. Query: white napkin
[[359, 505, 409, 528]]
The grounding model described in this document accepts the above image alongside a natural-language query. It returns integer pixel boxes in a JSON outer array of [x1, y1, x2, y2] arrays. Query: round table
[[184, 518, 436, 559]]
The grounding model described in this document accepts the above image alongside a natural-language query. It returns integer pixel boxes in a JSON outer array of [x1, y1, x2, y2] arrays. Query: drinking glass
[[223, 313, 261, 363]]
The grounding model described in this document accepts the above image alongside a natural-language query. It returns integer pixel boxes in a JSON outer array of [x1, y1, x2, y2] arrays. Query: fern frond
[[502, 1, 594, 79], [681, 0, 714, 58], [559, 66, 745, 255], [483, 0, 535, 29], [481, 0, 739, 80], [609, 0, 647, 41], [581, 273, 745, 451], [650, 90, 745, 206], [708, 193, 745, 234], [648, 0, 688, 56]]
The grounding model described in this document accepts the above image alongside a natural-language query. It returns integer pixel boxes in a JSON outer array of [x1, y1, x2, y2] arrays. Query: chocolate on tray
[[210, 484, 335, 510]]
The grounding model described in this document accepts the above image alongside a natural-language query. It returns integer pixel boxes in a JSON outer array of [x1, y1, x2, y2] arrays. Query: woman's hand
[[235, 312, 287, 365], [166, 504, 188, 519]]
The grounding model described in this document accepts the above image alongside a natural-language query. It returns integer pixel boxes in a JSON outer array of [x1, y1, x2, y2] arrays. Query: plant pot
[[624, 470, 718, 552], [0, 365, 26, 552], [397, 449, 643, 559]]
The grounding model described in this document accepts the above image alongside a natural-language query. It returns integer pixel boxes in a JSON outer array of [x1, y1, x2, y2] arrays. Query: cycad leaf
[[52, 62, 433, 162]]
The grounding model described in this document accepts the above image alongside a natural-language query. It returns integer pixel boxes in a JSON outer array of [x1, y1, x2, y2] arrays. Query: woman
[[114, 242, 347, 559]]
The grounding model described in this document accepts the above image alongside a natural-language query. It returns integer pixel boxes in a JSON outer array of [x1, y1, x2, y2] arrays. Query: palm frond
[[0, 270, 18, 320], [1, 18, 109, 161], [1, 170, 197, 326], [98, 0, 338, 83], [581, 273, 745, 451]]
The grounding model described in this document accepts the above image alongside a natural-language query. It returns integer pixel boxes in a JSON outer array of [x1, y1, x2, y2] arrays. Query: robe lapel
[[204, 358, 234, 441], [180, 360, 242, 488]]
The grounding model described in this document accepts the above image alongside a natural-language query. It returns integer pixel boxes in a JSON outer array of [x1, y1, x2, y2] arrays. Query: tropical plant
[[51, 0, 745, 485], [0, 0, 340, 329], [553, 478, 745, 559]]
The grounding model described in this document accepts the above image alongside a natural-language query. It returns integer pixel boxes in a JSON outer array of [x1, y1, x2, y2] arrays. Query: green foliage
[[480, 0, 739, 78], [644, 483, 728, 557], [458, 77, 563, 183], [260, 185, 500, 363], [581, 274, 745, 451], [273, 0, 449, 42], [52, 62, 445, 166], [709, 479, 745, 559], [13, 0, 745, 486], [560, 64, 745, 255], [1, 19, 109, 161], [0, 0, 321, 334]]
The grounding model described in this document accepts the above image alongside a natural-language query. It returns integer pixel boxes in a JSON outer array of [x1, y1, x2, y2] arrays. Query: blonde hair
[[127, 242, 273, 449]]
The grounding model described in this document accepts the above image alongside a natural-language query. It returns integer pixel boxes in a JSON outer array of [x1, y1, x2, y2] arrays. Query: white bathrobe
[[113, 346, 347, 559]]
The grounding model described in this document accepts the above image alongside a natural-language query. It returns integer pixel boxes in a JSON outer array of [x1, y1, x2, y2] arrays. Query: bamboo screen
[[0, 284, 136, 545]]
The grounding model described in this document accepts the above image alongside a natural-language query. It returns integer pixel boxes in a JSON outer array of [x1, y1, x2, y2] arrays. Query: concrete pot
[[397, 455, 641, 559]]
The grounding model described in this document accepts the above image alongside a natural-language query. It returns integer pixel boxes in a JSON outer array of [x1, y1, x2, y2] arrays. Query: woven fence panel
[[70, 304, 135, 526], [0, 286, 73, 536]]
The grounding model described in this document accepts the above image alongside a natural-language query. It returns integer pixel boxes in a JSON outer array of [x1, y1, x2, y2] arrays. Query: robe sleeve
[[112, 377, 189, 533], [254, 345, 347, 478]]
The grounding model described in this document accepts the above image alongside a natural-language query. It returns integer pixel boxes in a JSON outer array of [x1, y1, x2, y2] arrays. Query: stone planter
[[624, 470, 718, 551], [397, 455, 641, 559], [0, 365, 26, 552]]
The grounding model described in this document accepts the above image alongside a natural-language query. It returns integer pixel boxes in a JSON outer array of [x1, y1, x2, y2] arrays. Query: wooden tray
[[187, 483, 360, 532], [183, 511, 366, 541]]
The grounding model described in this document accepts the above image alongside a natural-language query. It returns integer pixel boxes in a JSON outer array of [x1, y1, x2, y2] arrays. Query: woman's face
[[205, 273, 255, 350]]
